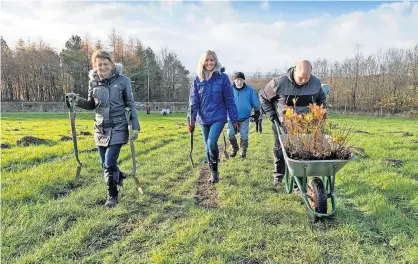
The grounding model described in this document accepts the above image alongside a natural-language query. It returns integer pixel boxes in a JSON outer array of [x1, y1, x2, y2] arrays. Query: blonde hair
[[197, 50, 222, 82], [91, 50, 115, 68]]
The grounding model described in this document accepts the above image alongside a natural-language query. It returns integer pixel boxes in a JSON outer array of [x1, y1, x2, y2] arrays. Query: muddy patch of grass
[[60, 136, 72, 141], [383, 159, 404, 168], [1, 143, 12, 149], [80, 131, 92, 136], [16, 136, 50, 147], [194, 166, 220, 209]]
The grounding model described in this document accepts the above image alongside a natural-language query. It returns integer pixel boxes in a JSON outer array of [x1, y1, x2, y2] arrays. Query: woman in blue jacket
[[187, 50, 239, 184]]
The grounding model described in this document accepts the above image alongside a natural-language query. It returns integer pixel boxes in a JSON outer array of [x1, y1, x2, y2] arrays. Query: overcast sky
[[1, 0, 418, 75]]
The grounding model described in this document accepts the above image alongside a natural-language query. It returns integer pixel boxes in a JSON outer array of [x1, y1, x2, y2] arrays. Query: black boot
[[240, 139, 248, 159], [104, 168, 119, 208], [117, 171, 127, 187], [273, 173, 284, 186], [105, 185, 118, 208], [208, 160, 219, 184], [229, 137, 239, 157], [272, 147, 285, 186], [104, 167, 125, 185]]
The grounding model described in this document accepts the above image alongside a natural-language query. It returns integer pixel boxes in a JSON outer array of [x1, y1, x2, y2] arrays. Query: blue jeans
[[199, 122, 225, 162], [227, 118, 250, 140], [98, 143, 123, 171], [98, 144, 123, 185]]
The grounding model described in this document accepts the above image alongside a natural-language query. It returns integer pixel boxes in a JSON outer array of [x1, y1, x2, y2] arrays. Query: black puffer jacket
[[259, 66, 327, 124]]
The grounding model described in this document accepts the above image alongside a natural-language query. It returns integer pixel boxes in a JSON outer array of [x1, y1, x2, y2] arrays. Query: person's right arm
[[259, 78, 279, 122], [74, 81, 96, 110]]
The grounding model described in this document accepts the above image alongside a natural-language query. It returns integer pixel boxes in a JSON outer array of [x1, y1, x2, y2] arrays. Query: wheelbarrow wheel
[[307, 177, 327, 215]]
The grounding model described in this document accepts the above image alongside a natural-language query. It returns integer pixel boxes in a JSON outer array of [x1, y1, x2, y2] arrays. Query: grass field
[[1, 112, 418, 263]]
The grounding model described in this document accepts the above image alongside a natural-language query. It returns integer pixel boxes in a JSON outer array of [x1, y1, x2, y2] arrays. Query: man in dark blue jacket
[[227, 72, 261, 159], [259, 60, 327, 186]]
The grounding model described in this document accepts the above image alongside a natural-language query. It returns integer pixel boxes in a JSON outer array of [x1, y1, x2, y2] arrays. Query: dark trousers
[[98, 144, 123, 189], [272, 123, 285, 175], [98, 144, 123, 170], [255, 119, 262, 133]]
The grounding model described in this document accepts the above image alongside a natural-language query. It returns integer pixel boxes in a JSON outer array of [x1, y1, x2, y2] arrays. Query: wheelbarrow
[[273, 120, 355, 220]]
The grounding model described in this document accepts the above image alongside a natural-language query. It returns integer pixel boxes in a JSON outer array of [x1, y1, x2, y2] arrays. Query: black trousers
[[255, 119, 262, 133], [272, 122, 285, 175]]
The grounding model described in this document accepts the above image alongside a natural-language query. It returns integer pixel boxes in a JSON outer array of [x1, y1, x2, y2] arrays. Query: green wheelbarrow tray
[[274, 121, 356, 218], [280, 133, 355, 177]]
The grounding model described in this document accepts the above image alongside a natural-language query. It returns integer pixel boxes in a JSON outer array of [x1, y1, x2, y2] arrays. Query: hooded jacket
[[259, 66, 326, 124], [76, 64, 140, 146]]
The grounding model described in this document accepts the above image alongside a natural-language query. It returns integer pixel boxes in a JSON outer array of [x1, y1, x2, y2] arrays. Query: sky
[[1, 0, 418, 75]]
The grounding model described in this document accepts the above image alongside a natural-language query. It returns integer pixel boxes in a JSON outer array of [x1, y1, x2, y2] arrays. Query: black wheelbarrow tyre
[[307, 177, 327, 215]]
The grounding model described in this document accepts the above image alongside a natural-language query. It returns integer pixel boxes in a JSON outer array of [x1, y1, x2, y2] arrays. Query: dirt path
[[194, 142, 229, 209]]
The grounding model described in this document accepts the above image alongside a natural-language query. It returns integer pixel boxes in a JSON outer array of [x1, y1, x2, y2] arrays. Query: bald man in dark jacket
[[259, 60, 327, 186]]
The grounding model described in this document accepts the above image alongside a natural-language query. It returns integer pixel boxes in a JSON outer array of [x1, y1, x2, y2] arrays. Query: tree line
[[1, 32, 417, 114], [1, 29, 190, 103], [245, 45, 418, 114]]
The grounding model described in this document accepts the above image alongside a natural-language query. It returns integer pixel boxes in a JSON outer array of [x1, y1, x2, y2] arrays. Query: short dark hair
[[233, 72, 245, 80]]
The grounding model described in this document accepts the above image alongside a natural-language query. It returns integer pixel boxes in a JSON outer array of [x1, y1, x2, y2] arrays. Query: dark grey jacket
[[259, 67, 326, 124], [76, 64, 140, 147]]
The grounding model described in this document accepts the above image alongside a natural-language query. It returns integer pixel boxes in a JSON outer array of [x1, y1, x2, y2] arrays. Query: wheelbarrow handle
[[273, 120, 290, 167], [273, 120, 283, 136], [273, 120, 286, 145]]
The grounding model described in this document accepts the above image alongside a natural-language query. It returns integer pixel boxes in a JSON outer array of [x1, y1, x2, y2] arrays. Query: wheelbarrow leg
[[323, 165, 338, 218], [284, 165, 294, 194], [290, 166, 307, 196], [325, 175, 337, 217]]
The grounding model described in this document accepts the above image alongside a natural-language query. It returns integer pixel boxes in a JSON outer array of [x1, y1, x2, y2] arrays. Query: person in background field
[[259, 60, 327, 186], [321, 84, 330, 96], [66, 50, 140, 208], [321, 83, 332, 108], [146, 104, 151, 114], [255, 108, 263, 133], [227, 72, 261, 159], [187, 50, 238, 184]]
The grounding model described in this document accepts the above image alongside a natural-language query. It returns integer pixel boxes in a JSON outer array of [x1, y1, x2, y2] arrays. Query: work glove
[[187, 122, 195, 133], [270, 114, 279, 124], [252, 109, 260, 122], [129, 130, 139, 141], [233, 123, 239, 133]]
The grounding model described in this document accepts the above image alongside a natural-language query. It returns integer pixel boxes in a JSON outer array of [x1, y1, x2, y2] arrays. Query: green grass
[[1, 112, 417, 263]]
